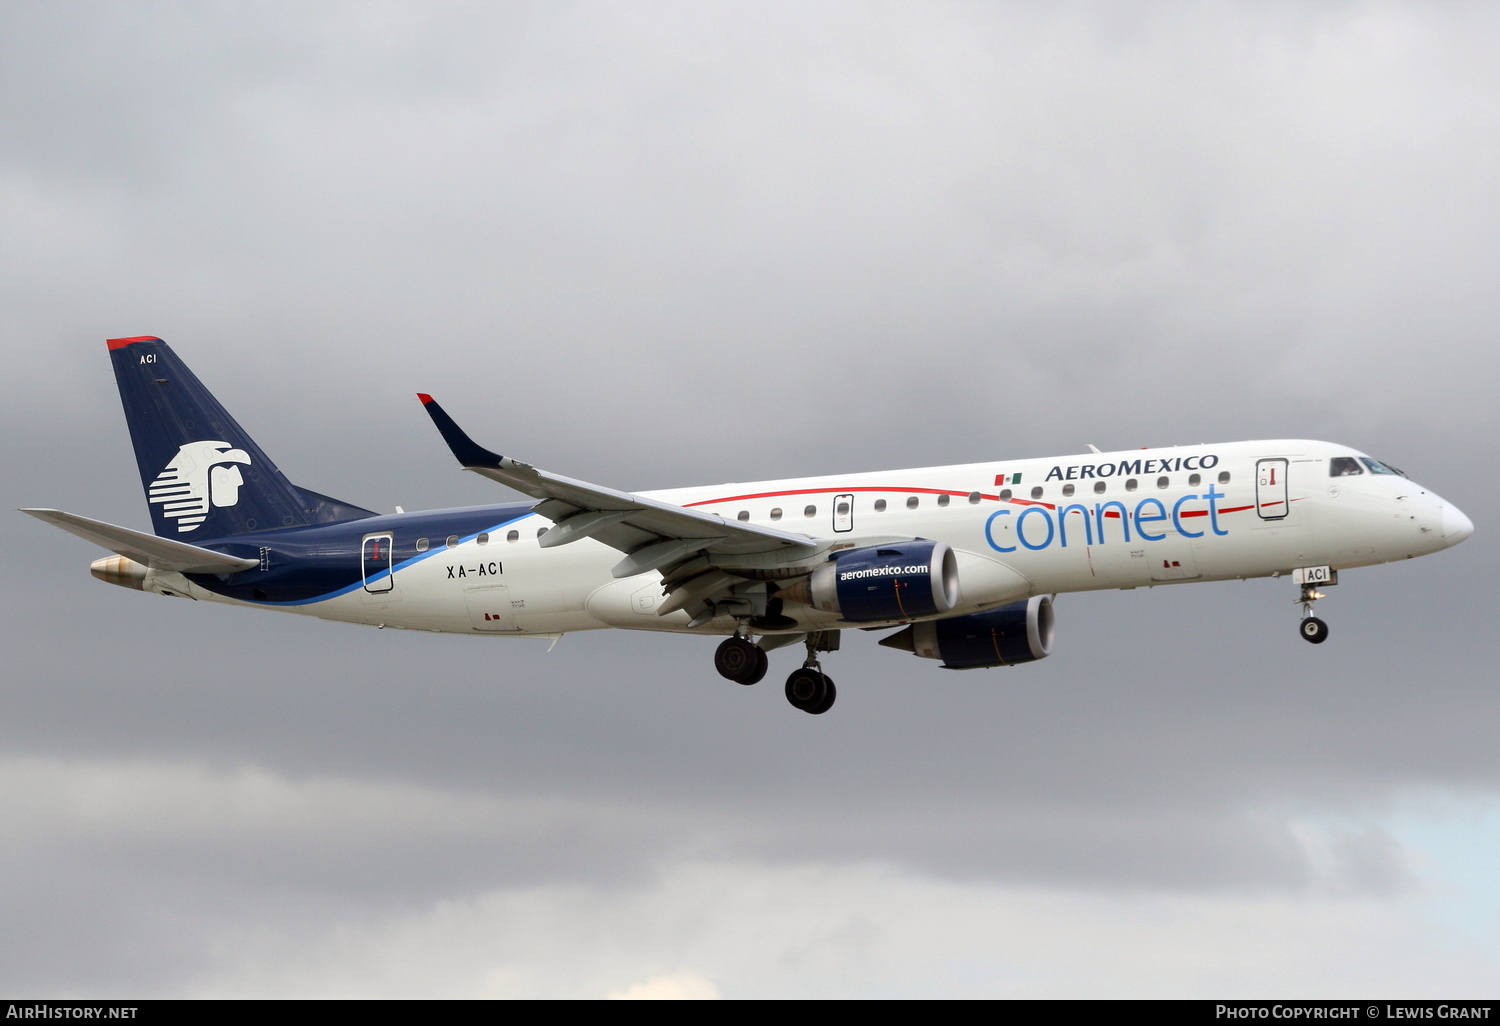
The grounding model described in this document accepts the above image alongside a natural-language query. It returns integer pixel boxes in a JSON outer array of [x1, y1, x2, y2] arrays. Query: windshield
[[1361, 457, 1405, 477]]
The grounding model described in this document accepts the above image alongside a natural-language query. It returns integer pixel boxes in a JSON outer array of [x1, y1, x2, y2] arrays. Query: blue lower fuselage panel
[[183, 502, 536, 605]]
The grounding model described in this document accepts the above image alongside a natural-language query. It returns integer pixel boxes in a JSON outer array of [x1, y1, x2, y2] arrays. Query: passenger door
[[361, 533, 394, 593], [1256, 459, 1289, 521]]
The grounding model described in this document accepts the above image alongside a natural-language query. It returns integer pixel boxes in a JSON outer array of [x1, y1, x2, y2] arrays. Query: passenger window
[[506, 530, 519, 543], [1125, 479, 1138, 492], [770, 507, 783, 520], [1030, 486, 1043, 500], [804, 505, 816, 518], [446, 535, 459, 548], [906, 496, 919, 509], [874, 499, 887, 512], [837, 500, 851, 515], [937, 494, 950, 507], [477, 532, 489, 545], [1093, 481, 1106, 494], [1157, 476, 1169, 489], [1061, 484, 1075, 497], [415, 538, 429, 552], [968, 491, 981, 504], [1330, 457, 1364, 477], [1218, 471, 1231, 484], [536, 528, 547, 539], [1000, 489, 1013, 501], [737, 510, 749, 522], [1188, 473, 1201, 486]]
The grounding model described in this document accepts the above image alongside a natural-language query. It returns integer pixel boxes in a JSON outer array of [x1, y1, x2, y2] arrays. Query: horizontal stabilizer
[[19, 508, 259, 574]]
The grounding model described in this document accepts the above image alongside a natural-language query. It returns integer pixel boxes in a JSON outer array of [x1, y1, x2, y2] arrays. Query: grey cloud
[[3, 0, 1499, 996]]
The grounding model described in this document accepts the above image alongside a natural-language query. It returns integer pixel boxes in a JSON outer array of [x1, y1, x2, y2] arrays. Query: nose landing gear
[[1293, 566, 1337, 644]]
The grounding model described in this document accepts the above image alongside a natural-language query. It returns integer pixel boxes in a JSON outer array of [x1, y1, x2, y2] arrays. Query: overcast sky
[[4, 1, 1499, 998]]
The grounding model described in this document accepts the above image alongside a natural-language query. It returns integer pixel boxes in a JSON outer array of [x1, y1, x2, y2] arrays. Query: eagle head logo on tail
[[147, 440, 252, 533]]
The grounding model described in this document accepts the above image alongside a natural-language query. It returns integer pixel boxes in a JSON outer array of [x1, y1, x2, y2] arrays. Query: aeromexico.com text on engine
[[839, 565, 930, 581]]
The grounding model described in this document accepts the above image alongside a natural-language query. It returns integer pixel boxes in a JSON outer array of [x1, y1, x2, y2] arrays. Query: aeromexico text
[[1043, 453, 1220, 481]]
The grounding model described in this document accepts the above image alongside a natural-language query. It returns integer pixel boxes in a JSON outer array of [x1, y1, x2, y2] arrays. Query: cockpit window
[[1330, 457, 1364, 477], [1361, 457, 1404, 476]]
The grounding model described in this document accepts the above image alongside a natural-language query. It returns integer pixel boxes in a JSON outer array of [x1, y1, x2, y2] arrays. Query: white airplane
[[23, 337, 1475, 715]]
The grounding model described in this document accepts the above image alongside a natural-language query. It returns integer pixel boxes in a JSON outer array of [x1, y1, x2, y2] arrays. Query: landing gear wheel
[[739, 646, 769, 686], [1299, 617, 1329, 644], [715, 636, 765, 684], [810, 675, 836, 714], [785, 668, 835, 714]]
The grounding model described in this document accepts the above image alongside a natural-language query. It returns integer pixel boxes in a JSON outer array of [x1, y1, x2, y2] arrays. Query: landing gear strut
[[714, 635, 768, 685]]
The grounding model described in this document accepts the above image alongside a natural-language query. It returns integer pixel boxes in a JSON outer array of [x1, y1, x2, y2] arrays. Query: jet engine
[[879, 595, 1054, 668], [777, 540, 958, 622]]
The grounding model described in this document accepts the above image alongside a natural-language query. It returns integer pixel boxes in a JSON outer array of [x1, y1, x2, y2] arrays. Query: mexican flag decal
[[994, 472, 1022, 486]]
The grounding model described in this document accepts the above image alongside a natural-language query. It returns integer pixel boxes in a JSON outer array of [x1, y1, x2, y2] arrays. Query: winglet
[[418, 394, 507, 468]]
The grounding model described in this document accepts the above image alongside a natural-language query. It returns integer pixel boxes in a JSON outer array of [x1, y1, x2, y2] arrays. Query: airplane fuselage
[[33, 335, 1472, 713], [118, 438, 1469, 640]]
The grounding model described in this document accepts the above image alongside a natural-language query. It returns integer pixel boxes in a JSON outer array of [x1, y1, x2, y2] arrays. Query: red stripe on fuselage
[[683, 486, 999, 507]]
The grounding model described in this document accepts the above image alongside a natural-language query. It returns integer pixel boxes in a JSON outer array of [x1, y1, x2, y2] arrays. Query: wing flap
[[657, 570, 738, 616]]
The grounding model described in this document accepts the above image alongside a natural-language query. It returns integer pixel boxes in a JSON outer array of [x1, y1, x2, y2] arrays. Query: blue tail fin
[[107, 336, 376, 538]]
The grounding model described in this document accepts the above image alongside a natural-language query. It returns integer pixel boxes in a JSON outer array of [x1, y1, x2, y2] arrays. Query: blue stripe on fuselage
[[182, 503, 537, 606]]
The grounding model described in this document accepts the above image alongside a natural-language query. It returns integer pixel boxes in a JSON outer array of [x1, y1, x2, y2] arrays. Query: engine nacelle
[[785, 540, 958, 623], [879, 595, 1055, 668]]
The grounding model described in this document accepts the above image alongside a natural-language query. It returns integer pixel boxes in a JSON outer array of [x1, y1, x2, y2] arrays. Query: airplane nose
[[1442, 504, 1475, 544]]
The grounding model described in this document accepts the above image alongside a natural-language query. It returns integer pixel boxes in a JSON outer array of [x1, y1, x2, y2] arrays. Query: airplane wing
[[419, 395, 822, 622], [419, 394, 819, 570], [19, 508, 260, 574]]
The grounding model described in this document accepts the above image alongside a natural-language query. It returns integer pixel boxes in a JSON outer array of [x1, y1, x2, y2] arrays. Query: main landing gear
[[713, 630, 839, 714], [713, 635, 768, 685], [784, 665, 836, 715]]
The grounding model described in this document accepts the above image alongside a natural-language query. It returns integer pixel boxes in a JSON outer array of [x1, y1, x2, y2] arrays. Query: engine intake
[[879, 595, 1054, 668], [781, 541, 958, 623]]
